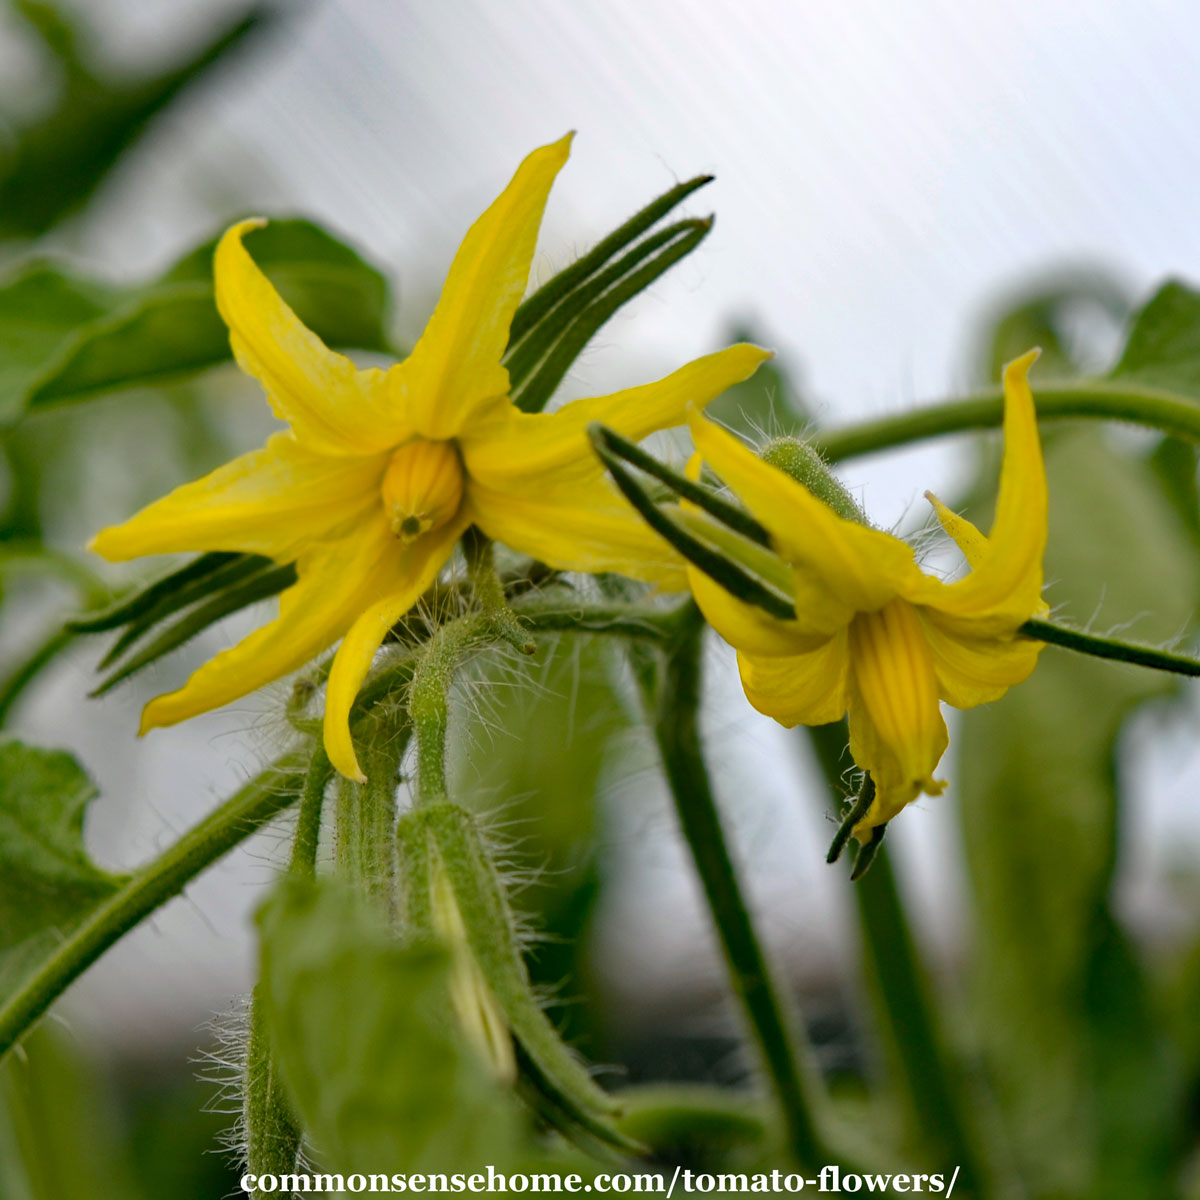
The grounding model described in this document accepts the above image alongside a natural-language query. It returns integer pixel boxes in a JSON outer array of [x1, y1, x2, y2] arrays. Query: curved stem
[[815, 380, 1200, 462], [650, 604, 830, 1166], [1022, 617, 1200, 676], [0, 754, 307, 1059]]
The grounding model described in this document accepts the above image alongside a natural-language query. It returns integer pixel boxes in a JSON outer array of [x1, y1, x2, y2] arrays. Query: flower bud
[[381, 440, 464, 544]]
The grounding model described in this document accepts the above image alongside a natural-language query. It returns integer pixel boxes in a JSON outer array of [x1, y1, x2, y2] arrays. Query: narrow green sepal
[[826, 775, 876, 866], [507, 173, 712, 349], [850, 824, 887, 882], [65, 551, 243, 633], [90, 561, 295, 695], [589, 423, 771, 546], [97, 553, 280, 669], [590, 427, 795, 621], [511, 218, 712, 413]]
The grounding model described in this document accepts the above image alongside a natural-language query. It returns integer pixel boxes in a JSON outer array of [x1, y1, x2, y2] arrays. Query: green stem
[[287, 745, 333, 879], [0, 627, 75, 725], [806, 722, 982, 1193], [408, 615, 485, 804], [0, 754, 306, 1060], [512, 593, 687, 642], [815, 379, 1200, 462], [1021, 616, 1200, 676], [650, 604, 828, 1166]]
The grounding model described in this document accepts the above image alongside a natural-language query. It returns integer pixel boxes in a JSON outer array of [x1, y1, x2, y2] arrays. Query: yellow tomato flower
[[91, 134, 770, 781], [686, 350, 1048, 841]]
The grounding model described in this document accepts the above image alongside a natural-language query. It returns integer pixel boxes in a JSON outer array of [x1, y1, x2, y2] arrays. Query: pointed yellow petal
[[461, 345, 773, 488], [215, 220, 402, 456], [470, 475, 685, 588], [397, 135, 574, 441], [687, 565, 832, 655], [914, 349, 1046, 623], [924, 490, 988, 569], [90, 432, 384, 562], [736, 632, 850, 728], [323, 515, 469, 781], [689, 414, 923, 615], [139, 516, 401, 731], [918, 606, 1044, 708], [846, 599, 948, 840]]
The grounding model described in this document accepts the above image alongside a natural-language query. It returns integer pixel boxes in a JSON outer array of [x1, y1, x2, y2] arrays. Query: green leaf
[[0, 5, 276, 238], [1111, 280, 1200, 394], [0, 739, 125, 1004], [958, 428, 1198, 1195], [256, 877, 522, 1172], [0, 1024, 145, 1200], [0, 220, 393, 426]]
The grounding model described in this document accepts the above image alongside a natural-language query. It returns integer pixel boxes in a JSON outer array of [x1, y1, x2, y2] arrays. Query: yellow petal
[[846, 599, 948, 840], [396, 135, 574, 441], [689, 414, 923, 614], [924, 490, 988, 569], [918, 606, 1044, 708], [215, 221, 402, 456], [735, 633, 850, 728], [687, 565, 831, 656], [90, 432, 384, 562], [461, 345, 773, 489], [914, 349, 1046, 624], [470, 475, 685, 588], [323, 515, 470, 781], [139, 515, 402, 732]]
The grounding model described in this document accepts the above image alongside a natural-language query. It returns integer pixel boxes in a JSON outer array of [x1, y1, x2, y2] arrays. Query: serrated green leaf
[[0, 220, 392, 426], [256, 877, 522, 1172], [0, 738, 125, 1003], [1111, 280, 1200, 394]]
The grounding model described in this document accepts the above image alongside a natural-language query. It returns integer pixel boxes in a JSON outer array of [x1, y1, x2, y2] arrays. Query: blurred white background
[[8, 0, 1200, 1051]]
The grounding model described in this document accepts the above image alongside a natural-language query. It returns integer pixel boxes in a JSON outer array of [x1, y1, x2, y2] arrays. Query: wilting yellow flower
[[686, 350, 1048, 840], [91, 134, 770, 780]]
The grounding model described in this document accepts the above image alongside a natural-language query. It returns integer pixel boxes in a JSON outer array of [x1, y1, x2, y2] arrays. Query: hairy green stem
[[408, 615, 485, 804], [287, 746, 333, 879], [650, 604, 829, 1166], [0, 754, 307, 1060], [1021, 617, 1200, 676], [0, 627, 75, 725], [806, 722, 982, 1192], [815, 379, 1200, 462]]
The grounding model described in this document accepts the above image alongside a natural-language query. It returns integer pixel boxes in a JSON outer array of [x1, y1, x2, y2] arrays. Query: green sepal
[[507, 173, 711, 349], [411, 802, 641, 1155], [66, 551, 244, 634], [589, 426, 795, 621], [89, 561, 296, 696], [509, 218, 711, 413]]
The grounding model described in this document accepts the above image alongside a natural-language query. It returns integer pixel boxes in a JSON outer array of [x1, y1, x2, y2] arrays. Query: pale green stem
[[815, 379, 1200, 462]]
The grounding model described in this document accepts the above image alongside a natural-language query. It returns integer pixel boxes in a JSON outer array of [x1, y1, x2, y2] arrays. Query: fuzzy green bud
[[760, 437, 866, 524]]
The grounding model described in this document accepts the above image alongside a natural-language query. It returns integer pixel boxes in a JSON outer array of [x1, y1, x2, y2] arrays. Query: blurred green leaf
[[958, 428, 1198, 1197], [0, 4, 277, 239], [1111, 281, 1200, 394], [977, 270, 1131, 382], [0, 1024, 144, 1200], [256, 877, 522, 1172], [0, 220, 392, 425], [0, 738, 126, 1004]]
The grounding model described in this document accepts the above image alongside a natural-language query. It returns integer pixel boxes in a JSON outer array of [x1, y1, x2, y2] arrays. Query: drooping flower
[[91, 134, 770, 780], [685, 350, 1048, 840]]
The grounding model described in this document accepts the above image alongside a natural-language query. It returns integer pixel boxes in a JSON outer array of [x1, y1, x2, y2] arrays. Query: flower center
[[380, 439, 464, 545]]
